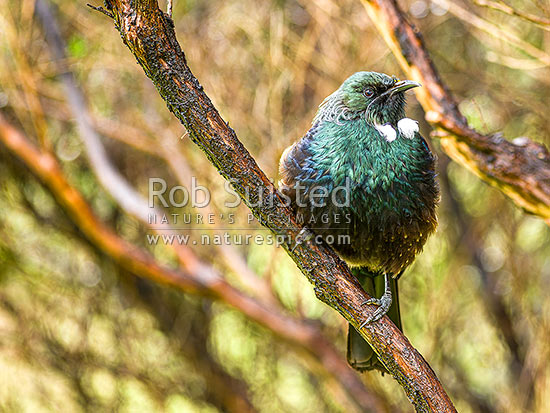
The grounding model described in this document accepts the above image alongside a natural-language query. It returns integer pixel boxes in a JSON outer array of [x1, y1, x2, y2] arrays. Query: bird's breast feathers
[[280, 116, 433, 191], [278, 116, 438, 273]]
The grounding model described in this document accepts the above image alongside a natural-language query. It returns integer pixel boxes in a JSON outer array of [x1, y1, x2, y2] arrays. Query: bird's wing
[[278, 125, 319, 206], [278, 141, 308, 205]]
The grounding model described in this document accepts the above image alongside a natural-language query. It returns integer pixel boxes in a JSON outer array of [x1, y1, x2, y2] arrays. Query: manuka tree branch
[[362, 0, 550, 224], [83, 0, 456, 411]]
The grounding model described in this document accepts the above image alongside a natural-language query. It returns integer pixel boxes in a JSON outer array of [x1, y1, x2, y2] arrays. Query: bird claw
[[291, 227, 314, 252], [358, 275, 392, 329]]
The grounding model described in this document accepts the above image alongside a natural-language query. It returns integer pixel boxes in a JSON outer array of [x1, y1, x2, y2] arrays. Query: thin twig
[[474, 0, 550, 30], [86, 3, 114, 18], [435, 0, 550, 65]]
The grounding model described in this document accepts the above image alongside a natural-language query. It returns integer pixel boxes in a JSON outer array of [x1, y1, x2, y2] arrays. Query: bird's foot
[[291, 227, 314, 252], [359, 274, 392, 329]]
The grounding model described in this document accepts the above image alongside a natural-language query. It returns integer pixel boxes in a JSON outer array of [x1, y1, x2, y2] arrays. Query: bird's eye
[[364, 88, 374, 98]]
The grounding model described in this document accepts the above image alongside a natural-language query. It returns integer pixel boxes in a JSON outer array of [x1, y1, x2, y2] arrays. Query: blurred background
[[1, 0, 549, 412]]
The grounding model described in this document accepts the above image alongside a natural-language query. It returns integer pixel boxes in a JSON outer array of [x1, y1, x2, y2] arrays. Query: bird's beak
[[384, 80, 422, 97]]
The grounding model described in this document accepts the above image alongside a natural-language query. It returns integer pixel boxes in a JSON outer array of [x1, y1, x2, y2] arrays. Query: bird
[[278, 71, 439, 373]]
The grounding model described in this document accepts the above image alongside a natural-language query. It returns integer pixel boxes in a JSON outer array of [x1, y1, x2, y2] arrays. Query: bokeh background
[[1, 0, 549, 412]]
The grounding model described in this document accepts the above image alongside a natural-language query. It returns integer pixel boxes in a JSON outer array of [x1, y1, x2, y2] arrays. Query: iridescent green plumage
[[279, 71, 439, 373]]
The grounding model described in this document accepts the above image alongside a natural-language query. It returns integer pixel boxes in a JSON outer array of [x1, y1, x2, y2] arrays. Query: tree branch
[[81, 0, 457, 410], [362, 0, 550, 223], [0, 112, 389, 412]]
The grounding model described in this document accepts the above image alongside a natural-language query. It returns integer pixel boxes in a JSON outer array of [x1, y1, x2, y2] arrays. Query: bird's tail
[[347, 267, 402, 373]]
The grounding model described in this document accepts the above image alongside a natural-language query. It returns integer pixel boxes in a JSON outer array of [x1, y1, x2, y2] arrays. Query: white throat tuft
[[397, 118, 419, 140], [375, 123, 397, 142]]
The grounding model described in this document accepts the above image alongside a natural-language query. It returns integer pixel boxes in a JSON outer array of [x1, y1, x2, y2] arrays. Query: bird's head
[[315, 71, 421, 126]]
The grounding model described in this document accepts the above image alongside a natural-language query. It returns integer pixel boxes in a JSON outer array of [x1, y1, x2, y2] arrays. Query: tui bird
[[279, 71, 439, 373]]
